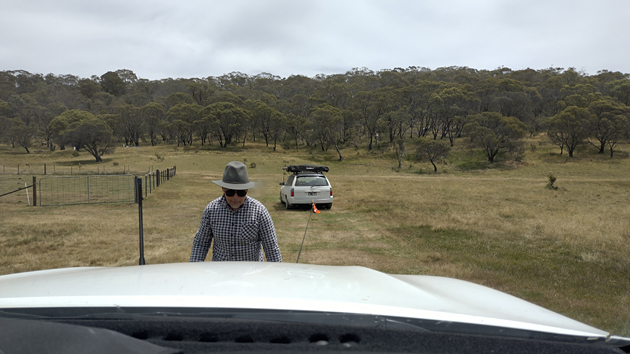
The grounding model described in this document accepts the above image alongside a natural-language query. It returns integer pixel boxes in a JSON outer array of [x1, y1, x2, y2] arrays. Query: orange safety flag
[[312, 203, 320, 214]]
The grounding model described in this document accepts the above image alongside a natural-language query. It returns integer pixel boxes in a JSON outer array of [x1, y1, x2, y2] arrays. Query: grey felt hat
[[212, 161, 256, 190]]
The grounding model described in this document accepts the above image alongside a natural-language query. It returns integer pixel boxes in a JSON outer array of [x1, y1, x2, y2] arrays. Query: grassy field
[[1, 138, 629, 336]]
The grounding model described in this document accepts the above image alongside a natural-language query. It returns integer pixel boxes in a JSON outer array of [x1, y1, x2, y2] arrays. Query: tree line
[[0, 66, 629, 163]]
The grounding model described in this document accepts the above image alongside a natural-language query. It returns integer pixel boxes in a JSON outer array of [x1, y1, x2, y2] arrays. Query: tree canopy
[[0, 66, 628, 165], [49, 110, 114, 161]]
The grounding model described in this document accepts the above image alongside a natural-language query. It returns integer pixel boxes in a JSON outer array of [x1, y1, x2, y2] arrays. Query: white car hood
[[0, 262, 609, 338]]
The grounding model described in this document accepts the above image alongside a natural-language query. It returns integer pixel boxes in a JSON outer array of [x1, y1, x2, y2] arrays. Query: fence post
[[156, 170, 160, 187], [44, 163, 46, 175], [32, 176, 37, 206], [137, 177, 145, 266], [18, 164, 19, 175]]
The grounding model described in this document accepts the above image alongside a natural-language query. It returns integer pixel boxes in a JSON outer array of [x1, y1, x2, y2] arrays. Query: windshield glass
[[295, 176, 329, 187], [1, 0, 629, 346]]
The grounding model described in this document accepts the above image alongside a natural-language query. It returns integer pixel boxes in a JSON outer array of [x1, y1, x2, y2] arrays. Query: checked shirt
[[190, 195, 282, 262]]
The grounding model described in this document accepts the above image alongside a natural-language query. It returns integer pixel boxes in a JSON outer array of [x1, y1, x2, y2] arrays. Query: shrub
[[546, 173, 558, 190]]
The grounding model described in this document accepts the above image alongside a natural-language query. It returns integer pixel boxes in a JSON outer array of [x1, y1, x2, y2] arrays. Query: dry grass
[[1, 140, 629, 336]]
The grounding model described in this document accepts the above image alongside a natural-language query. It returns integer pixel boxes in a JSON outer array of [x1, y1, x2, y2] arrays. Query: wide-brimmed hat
[[212, 161, 256, 190]]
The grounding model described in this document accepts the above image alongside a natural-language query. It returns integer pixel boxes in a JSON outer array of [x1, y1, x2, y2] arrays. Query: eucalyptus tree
[[6, 118, 38, 153], [432, 87, 467, 144], [217, 71, 252, 90], [464, 112, 527, 163], [0, 117, 10, 145], [166, 103, 202, 146], [284, 113, 307, 150], [377, 69, 409, 89], [587, 98, 629, 156], [277, 75, 319, 101], [545, 106, 592, 157], [267, 110, 286, 151], [140, 102, 165, 146], [250, 72, 281, 98], [609, 79, 630, 106], [32, 102, 66, 150], [415, 138, 451, 172], [383, 107, 410, 143], [86, 91, 118, 114], [345, 67, 380, 91], [116, 104, 143, 146], [41, 74, 83, 111], [201, 102, 251, 148], [588, 70, 627, 96], [163, 92, 194, 110], [341, 108, 362, 146], [100, 71, 126, 97], [538, 75, 564, 117], [206, 91, 245, 106], [309, 105, 345, 161], [187, 78, 217, 106], [49, 110, 114, 161], [313, 81, 351, 109], [426, 92, 446, 140], [353, 88, 393, 150], [248, 100, 284, 147], [399, 81, 444, 138], [78, 78, 100, 99], [285, 94, 314, 119]]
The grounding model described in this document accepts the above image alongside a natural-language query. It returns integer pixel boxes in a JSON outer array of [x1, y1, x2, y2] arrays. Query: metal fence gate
[[38, 175, 136, 206]]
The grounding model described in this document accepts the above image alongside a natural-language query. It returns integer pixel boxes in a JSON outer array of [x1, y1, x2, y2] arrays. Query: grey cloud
[[1, 0, 628, 80]]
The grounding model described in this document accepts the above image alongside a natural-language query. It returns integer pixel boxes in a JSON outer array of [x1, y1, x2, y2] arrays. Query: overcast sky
[[1, 0, 629, 81]]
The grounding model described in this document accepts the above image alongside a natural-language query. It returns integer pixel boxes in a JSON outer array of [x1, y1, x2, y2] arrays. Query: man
[[190, 161, 282, 262]]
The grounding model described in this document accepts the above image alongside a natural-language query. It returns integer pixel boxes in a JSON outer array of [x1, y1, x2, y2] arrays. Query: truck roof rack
[[283, 164, 329, 173]]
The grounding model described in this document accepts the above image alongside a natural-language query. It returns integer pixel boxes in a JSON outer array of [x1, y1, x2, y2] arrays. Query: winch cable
[[296, 203, 319, 263]]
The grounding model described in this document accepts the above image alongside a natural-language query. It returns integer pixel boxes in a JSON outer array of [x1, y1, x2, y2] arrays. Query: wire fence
[[0, 163, 135, 176], [0, 166, 177, 206], [0, 176, 36, 205], [38, 175, 136, 206]]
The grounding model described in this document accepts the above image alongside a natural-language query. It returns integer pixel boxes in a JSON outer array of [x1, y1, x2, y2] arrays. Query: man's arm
[[190, 207, 213, 262], [259, 208, 282, 262]]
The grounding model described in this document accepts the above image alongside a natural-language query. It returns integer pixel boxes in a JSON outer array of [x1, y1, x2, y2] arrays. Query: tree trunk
[[334, 143, 344, 161]]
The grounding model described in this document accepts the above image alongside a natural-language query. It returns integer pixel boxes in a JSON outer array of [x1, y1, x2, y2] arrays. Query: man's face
[[222, 188, 248, 210]]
